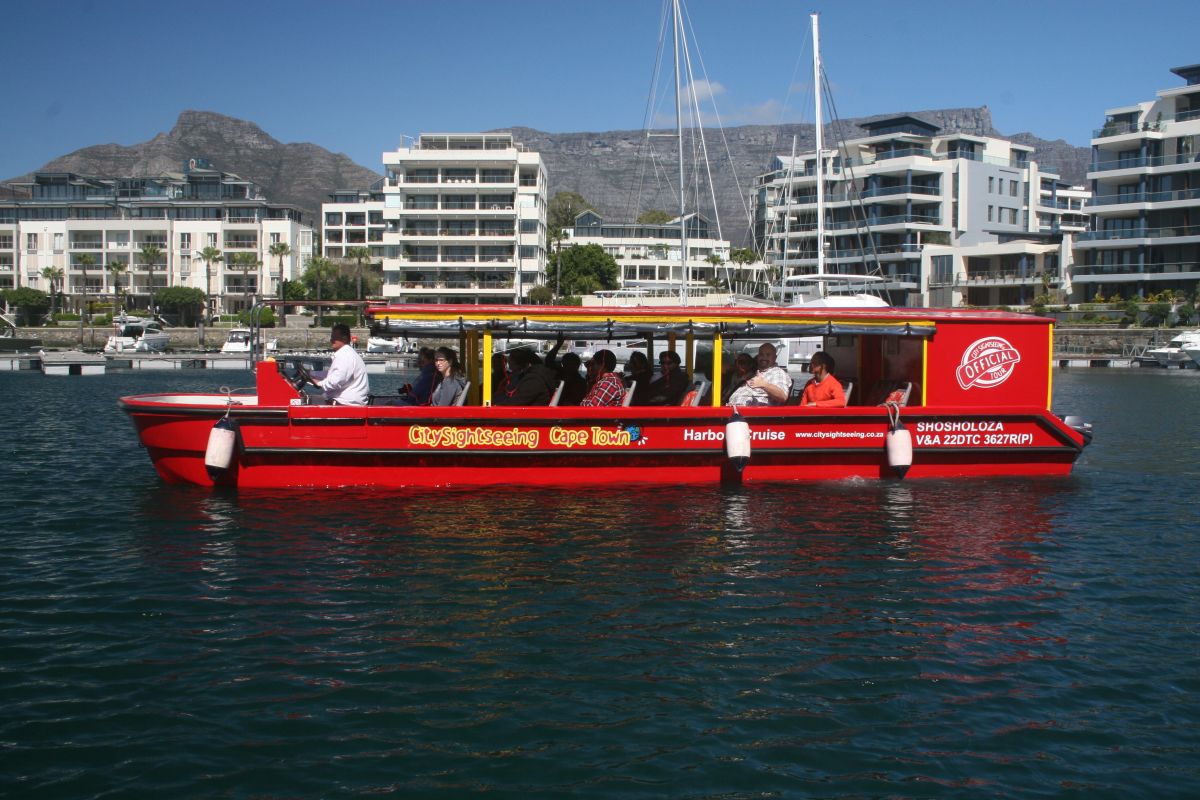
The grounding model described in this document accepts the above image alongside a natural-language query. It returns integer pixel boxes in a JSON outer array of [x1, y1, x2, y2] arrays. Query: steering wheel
[[291, 363, 315, 391]]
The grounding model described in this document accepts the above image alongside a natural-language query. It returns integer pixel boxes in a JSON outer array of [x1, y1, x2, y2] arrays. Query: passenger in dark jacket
[[623, 351, 654, 406], [493, 348, 556, 405], [646, 350, 690, 406]]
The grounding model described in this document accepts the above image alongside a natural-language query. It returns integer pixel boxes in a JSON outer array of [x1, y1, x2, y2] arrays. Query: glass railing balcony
[[1178, 108, 1200, 123], [1078, 224, 1200, 241], [70, 241, 104, 250], [1089, 188, 1200, 206], [860, 184, 941, 198], [1093, 121, 1140, 138], [954, 270, 1054, 284], [1074, 261, 1198, 276]]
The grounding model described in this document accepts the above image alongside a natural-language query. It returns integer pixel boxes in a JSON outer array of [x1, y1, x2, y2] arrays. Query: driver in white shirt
[[312, 324, 370, 406]]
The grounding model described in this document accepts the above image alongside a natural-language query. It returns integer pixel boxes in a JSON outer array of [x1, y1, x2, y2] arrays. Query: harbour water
[[0, 369, 1197, 798]]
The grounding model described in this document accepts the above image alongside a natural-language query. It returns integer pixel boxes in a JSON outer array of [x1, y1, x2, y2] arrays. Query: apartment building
[[564, 211, 734, 298], [322, 182, 386, 262], [378, 133, 547, 304], [1075, 64, 1200, 300], [754, 115, 1086, 307], [0, 162, 313, 314]]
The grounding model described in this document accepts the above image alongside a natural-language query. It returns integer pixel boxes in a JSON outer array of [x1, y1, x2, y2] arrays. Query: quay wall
[[14, 326, 1183, 357]]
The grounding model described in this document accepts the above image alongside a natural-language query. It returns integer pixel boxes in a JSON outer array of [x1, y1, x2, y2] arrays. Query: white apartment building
[[0, 163, 313, 315], [322, 182, 386, 262], [754, 115, 1088, 307], [564, 211, 735, 298], [1075, 64, 1200, 300], [379, 133, 547, 304]]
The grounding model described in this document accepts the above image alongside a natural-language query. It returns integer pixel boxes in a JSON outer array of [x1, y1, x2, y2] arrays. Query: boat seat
[[680, 378, 710, 406], [548, 380, 564, 406], [841, 380, 853, 407], [871, 380, 913, 406], [453, 382, 470, 406], [622, 381, 636, 407]]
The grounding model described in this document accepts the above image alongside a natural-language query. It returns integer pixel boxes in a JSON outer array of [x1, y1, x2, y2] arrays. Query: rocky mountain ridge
[[7, 109, 1090, 247]]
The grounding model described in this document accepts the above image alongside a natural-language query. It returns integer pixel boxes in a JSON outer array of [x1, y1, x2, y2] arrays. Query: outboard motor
[[1063, 415, 1094, 447]]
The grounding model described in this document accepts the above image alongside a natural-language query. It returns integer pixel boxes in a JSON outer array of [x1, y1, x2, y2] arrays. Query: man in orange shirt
[[801, 351, 846, 407]]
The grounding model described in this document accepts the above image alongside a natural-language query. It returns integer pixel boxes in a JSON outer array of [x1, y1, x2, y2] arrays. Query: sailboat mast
[[673, 0, 689, 305], [812, 12, 825, 294]]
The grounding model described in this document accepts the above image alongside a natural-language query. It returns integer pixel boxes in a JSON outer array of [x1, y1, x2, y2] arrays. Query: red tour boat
[[119, 304, 1091, 488]]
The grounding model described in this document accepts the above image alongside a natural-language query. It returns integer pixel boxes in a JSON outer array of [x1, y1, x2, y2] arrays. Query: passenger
[[407, 347, 437, 403], [491, 352, 510, 396], [395, 346, 436, 405], [623, 351, 654, 405], [311, 323, 369, 406], [557, 352, 588, 406], [800, 351, 846, 407], [493, 347, 555, 405], [580, 348, 626, 407], [722, 353, 757, 403], [727, 342, 792, 406], [429, 346, 468, 406], [646, 350, 689, 406]]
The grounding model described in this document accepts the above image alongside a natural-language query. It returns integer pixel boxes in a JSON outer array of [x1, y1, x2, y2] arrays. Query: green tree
[[553, 244, 619, 297], [636, 209, 673, 224], [547, 191, 595, 231], [139, 243, 164, 316], [267, 242, 291, 299], [303, 256, 339, 324], [730, 247, 757, 265], [77, 253, 96, 344], [107, 261, 128, 313], [156, 287, 207, 326], [40, 266, 64, 317], [5, 287, 50, 325], [526, 285, 555, 305], [346, 246, 373, 305], [198, 246, 223, 319]]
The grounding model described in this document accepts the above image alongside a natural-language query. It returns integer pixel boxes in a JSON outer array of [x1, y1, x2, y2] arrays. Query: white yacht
[[103, 316, 170, 353], [1145, 329, 1200, 368], [220, 328, 277, 354]]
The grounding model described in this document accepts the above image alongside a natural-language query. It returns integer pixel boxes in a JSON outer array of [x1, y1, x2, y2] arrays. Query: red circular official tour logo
[[955, 337, 1020, 390]]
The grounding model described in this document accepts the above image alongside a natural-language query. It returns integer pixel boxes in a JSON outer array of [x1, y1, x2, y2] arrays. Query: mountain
[[8, 110, 382, 225], [7, 109, 1089, 248]]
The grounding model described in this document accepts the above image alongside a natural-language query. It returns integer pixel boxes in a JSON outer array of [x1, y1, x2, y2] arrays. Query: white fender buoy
[[725, 410, 751, 473], [885, 402, 912, 479], [204, 417, 239, 480]]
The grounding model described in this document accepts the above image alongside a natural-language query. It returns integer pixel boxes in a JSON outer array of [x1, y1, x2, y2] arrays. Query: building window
[[988, 177, 994, 193], [520, 219, 538, 233], [519, 245, 537, 259], [207, 233, 218, 248], [26, 233, 37, 251], [271, 232, 280, 245], [931, 255, 952, 285], [1010, 181, 1019, 197], [180, 233, 191, 250], [987, 206, 994, 222]]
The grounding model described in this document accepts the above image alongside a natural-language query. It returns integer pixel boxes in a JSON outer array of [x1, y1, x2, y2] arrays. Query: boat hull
[[121, 398, 1086, 488]]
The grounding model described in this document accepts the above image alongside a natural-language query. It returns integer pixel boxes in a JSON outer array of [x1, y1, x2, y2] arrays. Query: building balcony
[[1088, 188, 1200, 207], [1076, 224, 1200, 244], [1072, 261, 1200, 279], [954, 270, 1058, 286]]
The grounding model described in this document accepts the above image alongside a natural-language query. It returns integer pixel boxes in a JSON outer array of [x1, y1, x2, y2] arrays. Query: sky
[[3, 0, 1196, 180]]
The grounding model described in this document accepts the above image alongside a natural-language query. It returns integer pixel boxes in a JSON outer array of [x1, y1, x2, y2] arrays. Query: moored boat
[[1145, 329, 1200, 368], [220, 327, 277, 354], [119, 303, 1092, 488], [103, 316, 170, 354]]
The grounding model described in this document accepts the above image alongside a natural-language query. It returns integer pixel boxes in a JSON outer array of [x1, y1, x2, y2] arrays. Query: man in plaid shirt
[[580, 349, 626, 407]]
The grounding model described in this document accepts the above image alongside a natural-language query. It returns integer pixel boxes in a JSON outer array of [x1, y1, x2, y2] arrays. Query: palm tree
[[77, 253, 96, 344], [139, 244, 164, 317], [40, 267, 64, 318], [107, 261, 127, 313], [346, 246, 372, 323], [268, 242, 291, 299], [305, 256, 337, 325], [198, 246, 223, 321]]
